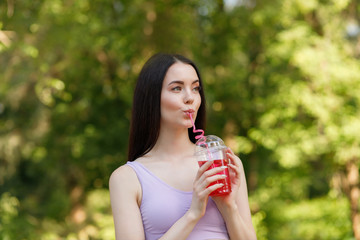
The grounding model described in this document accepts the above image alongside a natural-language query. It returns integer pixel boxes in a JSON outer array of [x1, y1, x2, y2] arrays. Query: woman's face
[[160, 62, 202, 129]]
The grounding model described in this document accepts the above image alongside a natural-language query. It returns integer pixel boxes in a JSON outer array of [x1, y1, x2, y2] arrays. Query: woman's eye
[[193, 86, 201, 92], [172, 86, 182, 91]]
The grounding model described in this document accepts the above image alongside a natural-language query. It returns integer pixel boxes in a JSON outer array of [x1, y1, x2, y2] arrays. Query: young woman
[[109, 53, 257, 240]]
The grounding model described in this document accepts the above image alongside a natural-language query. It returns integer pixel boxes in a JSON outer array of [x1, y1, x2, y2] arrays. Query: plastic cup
[[195, 135, 231, 196]]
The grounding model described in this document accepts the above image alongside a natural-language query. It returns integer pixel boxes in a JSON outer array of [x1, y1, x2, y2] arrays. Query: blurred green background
[[1, 0, 360, 239]]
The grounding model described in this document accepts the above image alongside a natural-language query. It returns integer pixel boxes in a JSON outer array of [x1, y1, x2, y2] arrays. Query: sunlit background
[[1, 0, 360, 239]]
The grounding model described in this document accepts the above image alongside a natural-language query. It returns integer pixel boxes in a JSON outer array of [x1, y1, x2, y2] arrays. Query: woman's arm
[[212, 149, 257, 240], [109, 165, 145, 240]]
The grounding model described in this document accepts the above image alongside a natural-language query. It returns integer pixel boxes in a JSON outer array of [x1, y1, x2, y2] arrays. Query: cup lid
[[195, 135, 226, 155]]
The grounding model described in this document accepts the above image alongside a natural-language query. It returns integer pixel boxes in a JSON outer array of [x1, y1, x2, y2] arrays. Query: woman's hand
[[210, 149, 257, 240], [211, 148, 243, 207], [188, 160, 228, 220]]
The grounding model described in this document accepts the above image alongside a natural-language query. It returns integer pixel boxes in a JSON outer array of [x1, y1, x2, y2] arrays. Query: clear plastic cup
[[195, 135, 231, 196]]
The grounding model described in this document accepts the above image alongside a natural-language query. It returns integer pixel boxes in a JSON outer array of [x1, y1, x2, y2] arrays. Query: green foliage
[[0, 193, 20, 239], [1, 0, 359, 239], [252, 195, 353, 240]]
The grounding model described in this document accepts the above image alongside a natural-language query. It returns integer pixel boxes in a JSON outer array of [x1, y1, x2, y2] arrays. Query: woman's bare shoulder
[[109, 162, 144, 237], [109, 163, 139, 191], [110, 164, 136, 181], [109, 162, 143, 207]]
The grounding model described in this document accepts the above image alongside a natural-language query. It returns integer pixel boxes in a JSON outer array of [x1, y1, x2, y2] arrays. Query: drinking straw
[[188, 113, 205, 143], [188, 113, 212, 158]]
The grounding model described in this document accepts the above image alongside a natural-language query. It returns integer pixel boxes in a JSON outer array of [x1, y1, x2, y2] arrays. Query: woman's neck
[[149, 126, 194, 161]]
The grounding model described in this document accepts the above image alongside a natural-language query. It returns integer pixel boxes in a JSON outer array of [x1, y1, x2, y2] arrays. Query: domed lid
[[195, 135, 226, 155]]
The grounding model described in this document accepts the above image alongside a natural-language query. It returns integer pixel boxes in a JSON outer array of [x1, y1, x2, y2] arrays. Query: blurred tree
[[0, 0, 203, 238], [1, 0, 359, 239], [231, 0, 360, 239]]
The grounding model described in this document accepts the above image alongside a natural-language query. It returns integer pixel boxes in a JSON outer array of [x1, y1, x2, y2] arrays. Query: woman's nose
[[184, 89, 194, 104]]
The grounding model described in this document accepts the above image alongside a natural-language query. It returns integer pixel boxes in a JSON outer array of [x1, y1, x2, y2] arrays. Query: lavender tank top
[[126, 161, 229, 240]]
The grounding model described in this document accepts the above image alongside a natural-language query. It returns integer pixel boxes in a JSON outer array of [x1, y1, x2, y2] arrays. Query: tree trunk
[[346, 159, 360, 240]]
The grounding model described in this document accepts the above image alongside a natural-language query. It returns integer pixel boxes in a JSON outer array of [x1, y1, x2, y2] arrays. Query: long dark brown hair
[[127, 53, 207, 162]]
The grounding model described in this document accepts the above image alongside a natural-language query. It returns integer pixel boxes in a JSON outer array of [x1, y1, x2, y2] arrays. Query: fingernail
[[220, 166, 227, 169]]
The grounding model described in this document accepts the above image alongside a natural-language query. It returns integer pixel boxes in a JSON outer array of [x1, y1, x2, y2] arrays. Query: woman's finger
[[200, 173, 227, 188], [227, 163, 240, 176], [203, 165, 227, 177], [196, 162, 227, 180], [226, 149, 241, 168], [202, 183, 225, 196], [195, 160, 214, 179], [193, 172, 226, 196]]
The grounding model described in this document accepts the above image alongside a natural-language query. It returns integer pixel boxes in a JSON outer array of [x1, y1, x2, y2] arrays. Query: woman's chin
[[185, 120, 193, 129]]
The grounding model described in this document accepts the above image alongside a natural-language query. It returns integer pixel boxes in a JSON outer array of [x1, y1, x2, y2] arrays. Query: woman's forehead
[[163, 62, 198, 84]]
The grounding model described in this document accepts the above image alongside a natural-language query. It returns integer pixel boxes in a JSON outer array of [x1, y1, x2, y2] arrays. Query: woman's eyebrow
[[192, 80, 200, 84], [168, 80, 184, 86], [168, 80, 199, 86]]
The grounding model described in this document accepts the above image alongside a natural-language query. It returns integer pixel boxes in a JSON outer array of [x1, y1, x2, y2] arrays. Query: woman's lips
[[184, 110, 195, 116]]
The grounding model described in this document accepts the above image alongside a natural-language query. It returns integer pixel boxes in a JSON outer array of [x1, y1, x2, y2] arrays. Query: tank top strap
[[126, 161, 150, 180]]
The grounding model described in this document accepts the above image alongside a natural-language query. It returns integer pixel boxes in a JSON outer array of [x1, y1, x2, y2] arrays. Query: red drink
[[198, 159, 231, 196]]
